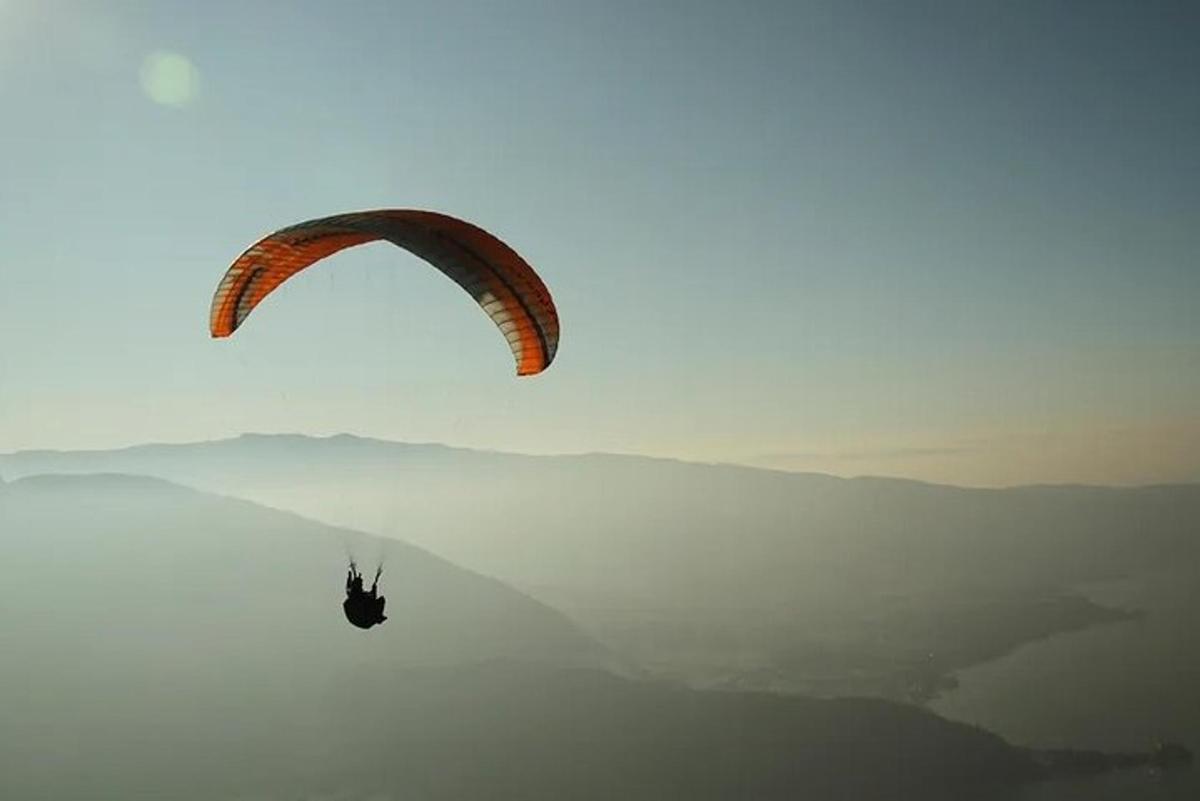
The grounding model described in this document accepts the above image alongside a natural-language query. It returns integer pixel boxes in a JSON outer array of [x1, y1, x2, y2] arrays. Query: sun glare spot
[[139, 50, 200, 108]]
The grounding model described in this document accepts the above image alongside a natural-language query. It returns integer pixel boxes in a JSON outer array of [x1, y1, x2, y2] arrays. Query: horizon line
[[2, 431, 1196, 494]]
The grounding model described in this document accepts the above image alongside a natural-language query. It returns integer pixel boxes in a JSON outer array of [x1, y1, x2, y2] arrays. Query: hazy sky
[[1, 0, 1197, 486]]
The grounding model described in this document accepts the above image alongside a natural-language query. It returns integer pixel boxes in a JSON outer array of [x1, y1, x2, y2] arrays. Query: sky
[[0, 0, 1197, 486]]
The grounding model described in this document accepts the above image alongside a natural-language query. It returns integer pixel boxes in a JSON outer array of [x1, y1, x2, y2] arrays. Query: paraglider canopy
[[209, 209, 560, 376]]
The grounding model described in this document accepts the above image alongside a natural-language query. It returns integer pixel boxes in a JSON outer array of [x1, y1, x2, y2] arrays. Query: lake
[[932, 570, 1200, 799]]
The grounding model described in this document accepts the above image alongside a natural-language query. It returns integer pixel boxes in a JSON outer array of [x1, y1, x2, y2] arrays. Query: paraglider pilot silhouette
[[343, 562, 387, 629]]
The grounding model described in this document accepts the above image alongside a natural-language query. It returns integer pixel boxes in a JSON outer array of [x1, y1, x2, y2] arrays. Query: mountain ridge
[[10, 431, 1195, 491]]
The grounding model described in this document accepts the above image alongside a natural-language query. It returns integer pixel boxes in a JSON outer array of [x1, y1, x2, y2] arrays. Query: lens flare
[[139, 50, 199, 108]]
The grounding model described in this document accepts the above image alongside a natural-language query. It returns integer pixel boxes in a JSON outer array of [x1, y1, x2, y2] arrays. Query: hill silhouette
[[320, 662, 1049, 801]]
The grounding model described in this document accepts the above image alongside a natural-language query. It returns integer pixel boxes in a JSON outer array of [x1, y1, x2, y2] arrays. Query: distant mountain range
[[5, 434, 1198, 698]]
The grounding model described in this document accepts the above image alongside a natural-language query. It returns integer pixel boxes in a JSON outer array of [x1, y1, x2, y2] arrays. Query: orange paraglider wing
[[210, 210, 559, 376]]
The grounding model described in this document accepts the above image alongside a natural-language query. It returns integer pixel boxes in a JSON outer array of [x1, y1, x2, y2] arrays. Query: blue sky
[[1, 0, 1197, 485]]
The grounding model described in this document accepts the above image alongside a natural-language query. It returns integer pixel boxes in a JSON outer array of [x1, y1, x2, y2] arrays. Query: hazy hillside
[[318, 663, 1050, 801], [0, 471, 1078, 801], [0, 473, 601, 675], [6, 435, 1198, 698]]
